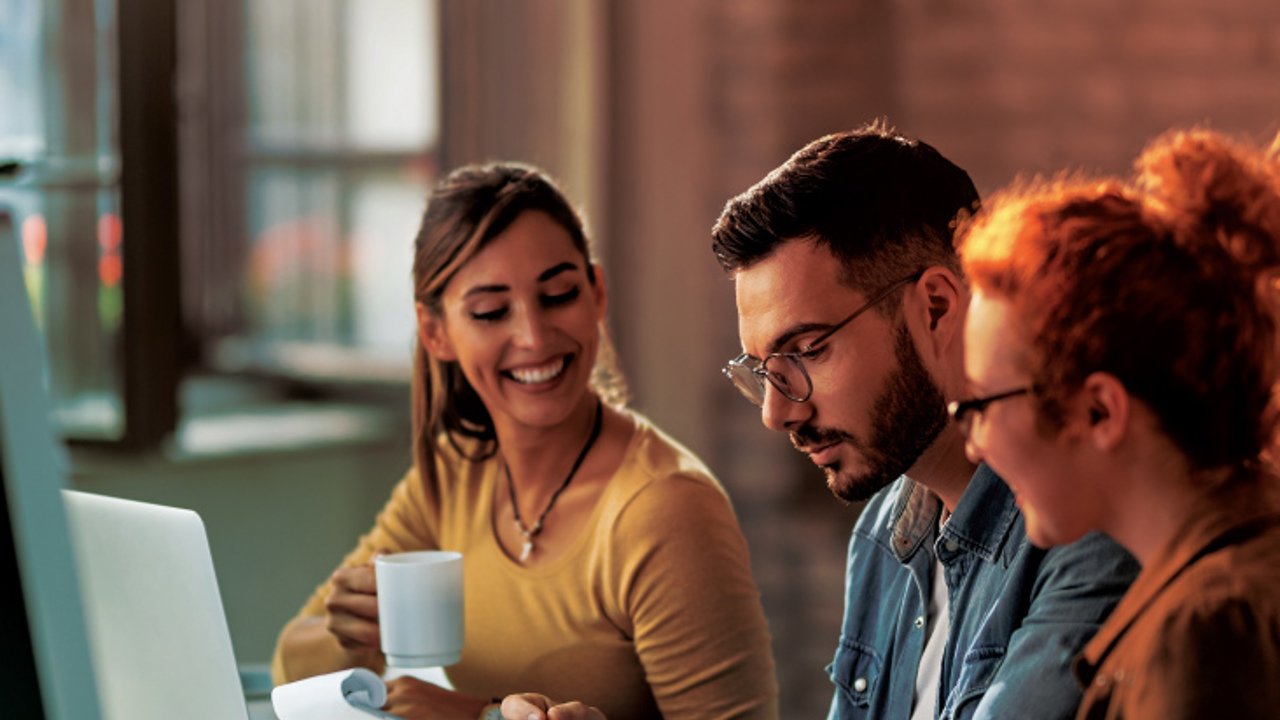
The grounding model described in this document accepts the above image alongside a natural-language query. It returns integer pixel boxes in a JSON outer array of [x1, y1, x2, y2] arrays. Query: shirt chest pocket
[[941, 647, 1005, 717], [827, 640, 882, 714]]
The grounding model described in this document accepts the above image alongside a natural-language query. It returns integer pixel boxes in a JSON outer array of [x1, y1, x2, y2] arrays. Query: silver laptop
[[62, 490, 251, 720]]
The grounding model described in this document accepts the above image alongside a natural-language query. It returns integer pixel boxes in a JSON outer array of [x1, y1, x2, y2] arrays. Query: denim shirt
[[826, 465, 1138, 720]]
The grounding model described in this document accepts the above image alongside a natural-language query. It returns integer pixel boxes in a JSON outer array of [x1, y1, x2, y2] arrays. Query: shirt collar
[[890, 463, 1017, 565]]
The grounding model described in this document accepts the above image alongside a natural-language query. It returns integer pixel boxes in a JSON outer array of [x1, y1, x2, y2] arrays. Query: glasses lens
[[724, 362, 767, 406], [762, 355, 809, 403]]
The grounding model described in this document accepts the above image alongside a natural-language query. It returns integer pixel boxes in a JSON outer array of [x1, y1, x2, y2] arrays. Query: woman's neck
[[1101, 450, 1235, 566], [496, 394, 602, 492]]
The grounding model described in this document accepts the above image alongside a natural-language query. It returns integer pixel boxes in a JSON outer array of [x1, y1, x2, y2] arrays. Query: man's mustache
[[791, 424, 858, 451]]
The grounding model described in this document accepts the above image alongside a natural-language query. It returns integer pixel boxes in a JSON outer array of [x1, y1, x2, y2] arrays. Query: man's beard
[[791, 322, 949, 503]]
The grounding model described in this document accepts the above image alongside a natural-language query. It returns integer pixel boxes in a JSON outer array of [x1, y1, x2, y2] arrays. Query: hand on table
[[383, 676, 488, 720], [500, 694, 607, 720]]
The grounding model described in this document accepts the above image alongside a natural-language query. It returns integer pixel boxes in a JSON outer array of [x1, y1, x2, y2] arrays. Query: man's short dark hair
[[711, 120, 980, 293]]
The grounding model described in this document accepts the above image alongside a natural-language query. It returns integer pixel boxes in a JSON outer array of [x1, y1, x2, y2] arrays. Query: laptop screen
[[62, 490, 252, 720]]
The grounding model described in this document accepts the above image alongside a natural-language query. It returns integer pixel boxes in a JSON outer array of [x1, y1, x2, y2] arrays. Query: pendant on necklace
[[518, 525, 537, 563]]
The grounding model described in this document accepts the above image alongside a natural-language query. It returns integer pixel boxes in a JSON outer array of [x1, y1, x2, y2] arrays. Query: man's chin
[[824, 464, 897, 504]]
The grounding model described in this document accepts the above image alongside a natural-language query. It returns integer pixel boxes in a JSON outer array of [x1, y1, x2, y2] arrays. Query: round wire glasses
[[723, 272, 922, 407]]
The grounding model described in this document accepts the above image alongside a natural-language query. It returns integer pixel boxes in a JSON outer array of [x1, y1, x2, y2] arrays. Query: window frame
[[8, 0, 602, 453], [115, 0, 181, 450]]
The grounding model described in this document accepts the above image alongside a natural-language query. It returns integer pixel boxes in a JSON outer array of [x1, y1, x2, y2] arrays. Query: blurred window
[[0, 0, 126, 440], [224, 0, 439, 377], [0, 0, 440, 448]]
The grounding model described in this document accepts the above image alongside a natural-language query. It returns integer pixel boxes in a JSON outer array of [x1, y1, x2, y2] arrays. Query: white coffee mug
[[375, 550, 464, 668]]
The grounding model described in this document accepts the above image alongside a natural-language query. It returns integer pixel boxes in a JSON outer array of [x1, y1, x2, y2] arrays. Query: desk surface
[[247, 698, 278, 720]]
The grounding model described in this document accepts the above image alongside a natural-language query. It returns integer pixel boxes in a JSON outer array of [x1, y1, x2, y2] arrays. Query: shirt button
[[944, 539, 959, 552], [915, 616, 925, 629], [854, 677, 868, 692]]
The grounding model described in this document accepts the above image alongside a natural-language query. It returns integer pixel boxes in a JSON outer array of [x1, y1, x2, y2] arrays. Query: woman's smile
[[504, 354, 572, 386]]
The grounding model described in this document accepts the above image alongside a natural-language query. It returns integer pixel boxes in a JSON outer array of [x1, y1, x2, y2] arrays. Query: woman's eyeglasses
[[947, 387, 1033, 438]]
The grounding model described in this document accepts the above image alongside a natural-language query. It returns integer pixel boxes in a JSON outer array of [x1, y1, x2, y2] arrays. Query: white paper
[[272, 668, 402, 720]]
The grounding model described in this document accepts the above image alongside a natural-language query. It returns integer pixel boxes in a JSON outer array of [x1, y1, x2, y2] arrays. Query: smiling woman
[[958, 128, 1280, 720], [270, 162, 778, 720]]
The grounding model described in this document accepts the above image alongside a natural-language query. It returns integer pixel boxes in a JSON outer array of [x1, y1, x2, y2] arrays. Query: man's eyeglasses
[[947, 387, 1032, 438], [724, 272, 923, 407]]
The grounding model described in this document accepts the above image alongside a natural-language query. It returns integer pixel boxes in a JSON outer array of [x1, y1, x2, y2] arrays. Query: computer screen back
[[0, 209, 103, 719]]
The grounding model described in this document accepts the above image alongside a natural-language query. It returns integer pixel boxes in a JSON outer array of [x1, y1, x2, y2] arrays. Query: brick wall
[[898, 1, 1280, 193]]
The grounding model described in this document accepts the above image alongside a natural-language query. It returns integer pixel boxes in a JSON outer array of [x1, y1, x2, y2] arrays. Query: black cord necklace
[[505, 396, 604, 563]]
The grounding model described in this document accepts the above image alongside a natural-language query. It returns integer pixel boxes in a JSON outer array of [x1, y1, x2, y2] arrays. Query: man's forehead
[[733, 243, 854, 353], [733, 240, 845, 300]]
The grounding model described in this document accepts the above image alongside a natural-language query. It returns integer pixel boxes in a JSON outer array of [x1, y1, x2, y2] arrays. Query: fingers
[[500, 695, 606, 720], [501, 693, 551, 720], [323, 606, 379, 649], [381, 676, 438, 720], [334, 559, 380, 595], [546, 702, 605, 720], [324, 560, 381, 648], [381, 675, 421, 701]]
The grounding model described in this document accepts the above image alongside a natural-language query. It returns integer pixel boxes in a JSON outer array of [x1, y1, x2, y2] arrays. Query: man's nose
[[760, 382, 810, 432]]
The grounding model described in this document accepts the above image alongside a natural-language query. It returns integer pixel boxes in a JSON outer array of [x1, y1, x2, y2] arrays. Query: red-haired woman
[[955, 129, 1280, 719]]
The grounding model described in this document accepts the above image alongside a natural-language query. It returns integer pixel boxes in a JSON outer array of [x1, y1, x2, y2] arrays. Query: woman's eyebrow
[[538, 261, 578, 282], [460, 261, 579, 299], [462, 283, 509, 299]]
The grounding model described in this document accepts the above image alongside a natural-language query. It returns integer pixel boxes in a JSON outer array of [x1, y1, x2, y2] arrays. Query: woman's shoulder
[[1151, 518, 1280, 632], [591, 412, 752, 571], [408, 431, 500, 507], [613, 409, 719, 484], [602, 409, 732, 514], [1132, 543, 1280, 689]]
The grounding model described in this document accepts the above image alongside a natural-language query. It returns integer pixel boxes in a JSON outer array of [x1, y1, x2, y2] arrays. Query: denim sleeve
[[965, 531, 1139, 720]]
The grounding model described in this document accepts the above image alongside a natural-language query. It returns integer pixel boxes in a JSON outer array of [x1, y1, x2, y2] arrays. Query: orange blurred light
[[21, 214, 47, 265], [99, 254, 122, 288]]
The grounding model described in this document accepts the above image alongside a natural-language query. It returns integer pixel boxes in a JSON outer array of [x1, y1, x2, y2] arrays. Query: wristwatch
[[479, 701, 504, 720]]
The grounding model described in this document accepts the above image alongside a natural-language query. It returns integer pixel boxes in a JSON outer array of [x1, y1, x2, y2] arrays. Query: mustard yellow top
[[274, 411, 778, 720]]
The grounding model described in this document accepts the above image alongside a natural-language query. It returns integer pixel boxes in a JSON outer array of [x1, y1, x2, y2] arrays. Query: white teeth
[[509, 357, 566, 384]]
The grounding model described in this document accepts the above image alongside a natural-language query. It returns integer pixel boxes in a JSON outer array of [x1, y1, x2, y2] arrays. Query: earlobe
[[914, 267, 963, 356], [416, 301, 457, 361], [1083, 372, 1128, 451]]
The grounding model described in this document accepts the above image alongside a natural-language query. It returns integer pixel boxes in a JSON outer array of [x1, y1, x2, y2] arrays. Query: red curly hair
[[959, 128, 1280, 471]]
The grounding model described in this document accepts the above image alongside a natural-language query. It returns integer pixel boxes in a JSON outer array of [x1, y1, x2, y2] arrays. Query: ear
[[416, 301, 457, 361], [1078, 371, 1130, 452], [906, 266, 965, 362], [590, 264, 608, 322]]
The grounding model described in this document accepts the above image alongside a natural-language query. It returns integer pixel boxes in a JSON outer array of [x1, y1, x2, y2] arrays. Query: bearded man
[[711, 122, 1137, 720]]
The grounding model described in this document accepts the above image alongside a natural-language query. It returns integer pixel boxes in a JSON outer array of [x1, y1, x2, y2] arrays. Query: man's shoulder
[[948, 466, 1136, 597], [1040, 529, 1139, 577]]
